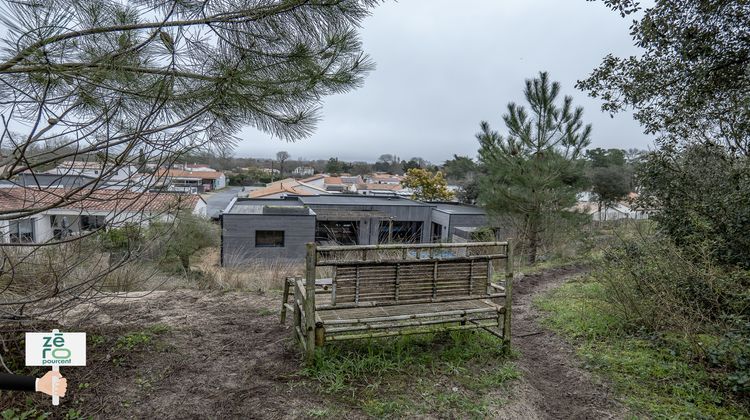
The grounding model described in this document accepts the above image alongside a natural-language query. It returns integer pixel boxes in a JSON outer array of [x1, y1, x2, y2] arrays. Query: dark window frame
[[80, 215, 106, 231], [255, 230, 285, 248], [8, 218, 35, 243]]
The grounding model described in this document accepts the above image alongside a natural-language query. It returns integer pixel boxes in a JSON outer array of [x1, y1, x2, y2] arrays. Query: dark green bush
[[707, 316, 750, 395], [638, 144, 750, 268]]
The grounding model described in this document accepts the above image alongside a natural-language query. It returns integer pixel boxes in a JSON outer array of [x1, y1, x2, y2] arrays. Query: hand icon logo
[[37, 370, 67, 398]]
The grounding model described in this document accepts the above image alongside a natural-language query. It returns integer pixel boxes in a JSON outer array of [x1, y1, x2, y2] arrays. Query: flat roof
[[430, 202, 487, 215], [296, 194, 433, 207], [228, 198, 313, 215]]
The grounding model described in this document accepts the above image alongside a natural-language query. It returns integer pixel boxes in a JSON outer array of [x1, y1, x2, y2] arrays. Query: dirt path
[[4, 267, 626, 419], [506, 266, 627, 420]]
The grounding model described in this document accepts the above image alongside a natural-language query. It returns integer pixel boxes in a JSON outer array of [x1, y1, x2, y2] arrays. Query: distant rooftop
[[430, 202, 487, 215], [296, 194, 432, 207]]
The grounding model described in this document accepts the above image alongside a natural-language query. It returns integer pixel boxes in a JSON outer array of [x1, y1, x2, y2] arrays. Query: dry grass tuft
[[190, 247, 302, 292]]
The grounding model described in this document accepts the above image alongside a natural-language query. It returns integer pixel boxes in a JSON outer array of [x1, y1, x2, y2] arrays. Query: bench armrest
[[489, 282, 506, 292]]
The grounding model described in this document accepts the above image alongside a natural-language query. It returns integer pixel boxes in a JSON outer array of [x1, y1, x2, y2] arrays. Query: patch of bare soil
[[4, 290, 345, 419], [3, 266, 626, 419], [503, 266, 628, 420]]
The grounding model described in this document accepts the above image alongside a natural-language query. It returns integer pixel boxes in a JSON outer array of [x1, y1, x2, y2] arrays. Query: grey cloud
[[237, 0, 652, 163]]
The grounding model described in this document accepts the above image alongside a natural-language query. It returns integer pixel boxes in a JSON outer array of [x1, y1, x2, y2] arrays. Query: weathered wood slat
[[325, 314, 500, 333], [323, 306, 499, 325], [316, 254, 506, 266], [325, 320, 499, 341], [317, 241, 508, 252], [315, 293, 506, 310]]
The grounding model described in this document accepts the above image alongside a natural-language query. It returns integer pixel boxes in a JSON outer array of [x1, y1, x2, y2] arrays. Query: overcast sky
[[238, 0, 653, 163]]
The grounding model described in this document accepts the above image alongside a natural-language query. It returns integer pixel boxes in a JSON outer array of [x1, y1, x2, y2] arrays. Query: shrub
[[597, 235, 750, 334], [597, 234, 750, 400], [149, 214, 219, 272]]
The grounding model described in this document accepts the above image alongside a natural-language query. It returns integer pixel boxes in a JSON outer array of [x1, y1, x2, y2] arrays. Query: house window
[[9, 219, 34, 243], [255, 230, 284, 248], [378, 221, 423, 244], [80, 215, 106, 231]]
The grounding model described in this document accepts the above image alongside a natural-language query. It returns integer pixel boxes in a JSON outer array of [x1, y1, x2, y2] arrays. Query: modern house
[[220, 195, 491, 266], [429, 202, 489, 242], [0, 186, 206, 244], [155, 167, 226, 193]]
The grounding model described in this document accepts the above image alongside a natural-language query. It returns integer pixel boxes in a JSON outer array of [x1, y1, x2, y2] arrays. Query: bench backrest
[[331, 257, 493, 305], [309, 242, 509, 307]]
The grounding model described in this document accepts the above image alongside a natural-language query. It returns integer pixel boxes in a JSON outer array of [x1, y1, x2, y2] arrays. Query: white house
[[292, 166, 315, 177], [0, 187, 206, 244], [573, 201, 650, 221]]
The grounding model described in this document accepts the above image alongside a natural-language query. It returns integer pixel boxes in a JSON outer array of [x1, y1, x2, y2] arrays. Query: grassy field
[[535, 275, 750, 419], [302, 331, 520, 418]]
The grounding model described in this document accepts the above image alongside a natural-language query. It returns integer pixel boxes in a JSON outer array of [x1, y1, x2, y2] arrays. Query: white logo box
[[25, 332, 86, 366]]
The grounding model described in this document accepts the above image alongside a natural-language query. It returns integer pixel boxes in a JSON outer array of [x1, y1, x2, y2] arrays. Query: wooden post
[[503, 239, 513, 353], [468, 260, 474, 295], [280, 276, 291, 324], [331, 267, 337, 307], [395, 263, 401, 302], [293, 276, 302, 340], [355, 265, 361, 304], [305, 243, 317, 363], [432, 261, 438, 299]]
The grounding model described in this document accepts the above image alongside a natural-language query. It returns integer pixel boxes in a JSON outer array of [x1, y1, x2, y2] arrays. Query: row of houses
[[245, 172, 413, 199], [220, 194, 490, 266], [6, 160, 226, 194]]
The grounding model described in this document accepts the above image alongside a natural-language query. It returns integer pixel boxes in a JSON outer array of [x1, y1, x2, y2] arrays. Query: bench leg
[[502, 307, 511, 354], [315, 324, 325, 347]]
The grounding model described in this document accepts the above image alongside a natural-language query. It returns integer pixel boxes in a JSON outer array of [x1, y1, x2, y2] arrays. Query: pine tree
[[477, 72, 591, 263]]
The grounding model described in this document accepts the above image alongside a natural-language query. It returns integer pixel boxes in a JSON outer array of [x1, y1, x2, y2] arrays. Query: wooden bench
[[280, 241, 513, 362]]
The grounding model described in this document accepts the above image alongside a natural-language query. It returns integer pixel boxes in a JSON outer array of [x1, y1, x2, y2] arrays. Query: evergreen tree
[[477, 72, 591, 263]]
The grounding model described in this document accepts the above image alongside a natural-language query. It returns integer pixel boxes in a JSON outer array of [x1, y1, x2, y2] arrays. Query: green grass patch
[[115, 324, 170, 351], [535, 277, 750, 418], [302, 331, 519, 418]]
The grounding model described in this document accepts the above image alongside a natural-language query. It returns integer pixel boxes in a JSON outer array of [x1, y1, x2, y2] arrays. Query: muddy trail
[[507, 266, 626, 419], [2, 267, 625, 419]]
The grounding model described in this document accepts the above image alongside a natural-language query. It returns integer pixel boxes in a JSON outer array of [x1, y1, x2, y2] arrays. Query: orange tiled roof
[[324, 177, 343, 185], [0, 187, 201, 213], [248, 180, 324, 198], [358, 183, 403, 191]]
